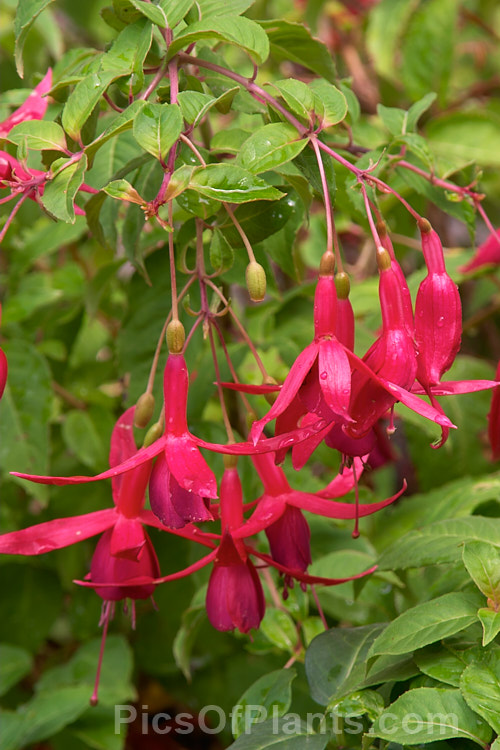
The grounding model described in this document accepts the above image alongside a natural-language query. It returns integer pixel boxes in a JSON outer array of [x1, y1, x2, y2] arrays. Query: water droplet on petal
[[320, 371, 328, 380]]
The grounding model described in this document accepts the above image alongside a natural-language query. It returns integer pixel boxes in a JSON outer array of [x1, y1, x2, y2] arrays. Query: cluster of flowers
[[1, 72, 500, 705]]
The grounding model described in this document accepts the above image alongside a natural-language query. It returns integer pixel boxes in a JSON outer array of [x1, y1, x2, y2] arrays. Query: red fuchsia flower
[[344, 246, 417, 440], [0, 69, 52, 138], [148, 353, 218, 528], [249, 253, 353, 448], [378, 222, 414, 336], [488, 361, 500, 461], [414, 220, 462, 390], [460, 229, 500, 273]]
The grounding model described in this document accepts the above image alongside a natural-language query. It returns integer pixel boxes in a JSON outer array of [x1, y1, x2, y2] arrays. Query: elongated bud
[[415, 223, 462, 387], [134, 392, 155, 428], [335, 272, 355, 351], [166, 320, 185, 353], [245, 261, 266, 302], [378, 226, 414, 334], [143, 421, 163, 447], [246, 410, 258, 431]]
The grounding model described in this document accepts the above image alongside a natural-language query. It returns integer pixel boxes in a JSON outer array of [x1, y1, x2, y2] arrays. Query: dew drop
[[320, 371, 328, 380], [437, 316, 445, 327]]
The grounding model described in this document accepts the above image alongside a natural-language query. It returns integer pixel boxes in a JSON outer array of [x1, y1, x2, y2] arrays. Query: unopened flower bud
[[376, 246, 392, 271], [335, 272, 355, 351], [418, 217, 432, 235], [134, 392, 155, 428], [263, 375, 279, 405], [245, 261, 266, 302], [166, 319, 185, 353], [334, 271, 350, 299], [319, 251, 335, 277], [143, 421, 163, 448], [246, 410, 258, 431]]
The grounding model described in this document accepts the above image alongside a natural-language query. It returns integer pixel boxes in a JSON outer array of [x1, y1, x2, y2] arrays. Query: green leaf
[[128, 0, 167, 26], [85, 100, 146, 159], [260, 610, 297, 652], [415, 645, 474, 688], [309, 79, 348, 128], [293, 139, 335, 201], [219, 192, 296, 247], [407, 92, 437, 130], [103, 178, 146, 205], [14, 0, 55, 77], [37, 635, 135, 707], [478, 608, 500, 647], [305, 624, 417, 705], [211, 128, 252, 155], [426, 111, 500, 167], [228, 718, 329, 750], [7, 121, 67, 152], [232, 670, 296, 738], [132, 102, 183, 162], [0, 566, 63, 650], [368, 593, 482, 659], [169, 16, 270, 65], [0, 342, 52, 502], [0, 710, 26, 750], [172, 605, 205, 681], [210, 229, 234, 272], [158, 0, 194, 26], [463, 541, 500, 606], [400, 0, 459, 105], [177, 91, 214, 125], [370, 688, 492, 746], [188, 164, 284, 203], [197, 0, 254, 17], [270, 79, 315, 122], [378, 517, 500, 571], [329, 689, 384, 721], [0, 645, 33, 697], [61, 409, 107, 471], [460, 660, 500, 733], [62, 20, 152, 140], [17, 686, 91, 747], [260, 20, 336, 82], [41, 155, 88, 223], [236, 124, 307, 174], [366, 0, 417, 82], [394, 133, 435, 170], [377, 104, 407, 136]]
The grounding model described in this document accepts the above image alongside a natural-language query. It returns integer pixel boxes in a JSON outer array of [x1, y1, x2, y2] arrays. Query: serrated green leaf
[[41, 155, 88, 223], [368, 593, 481, 659], [378, 517, 500, 571], [236, 123, 307, 174], [14, 0, 55, 77], [169, 16, 270, 65], [370, 688, 492, 746], [0, 645, 33, 697], [478, 608, 500, 647], [460, 661, 500, 733], [260, 19, 336, 82], [132, 102, 183, 162], [7, 120, 67, 152], [188, 164, 284, 203]]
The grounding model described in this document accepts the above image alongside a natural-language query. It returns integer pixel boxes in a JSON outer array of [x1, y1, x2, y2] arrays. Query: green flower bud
[[166, 320, 185, 353], [143, 421, 163, 448], [245, 261, 266, 302], [134, 392, 155, 428]]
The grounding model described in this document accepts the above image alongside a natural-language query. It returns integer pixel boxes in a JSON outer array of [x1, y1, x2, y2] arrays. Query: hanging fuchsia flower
[[460, 229, 500, 273], [345, 247, 417, 439], [249, 254, 352, 446], [0, 69, 52, 138], [415, 220, 462, 389]]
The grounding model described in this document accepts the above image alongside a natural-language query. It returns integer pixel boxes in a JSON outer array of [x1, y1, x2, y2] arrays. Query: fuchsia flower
[[460, 229, 500, 273], [0, 305, 7, 400]]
